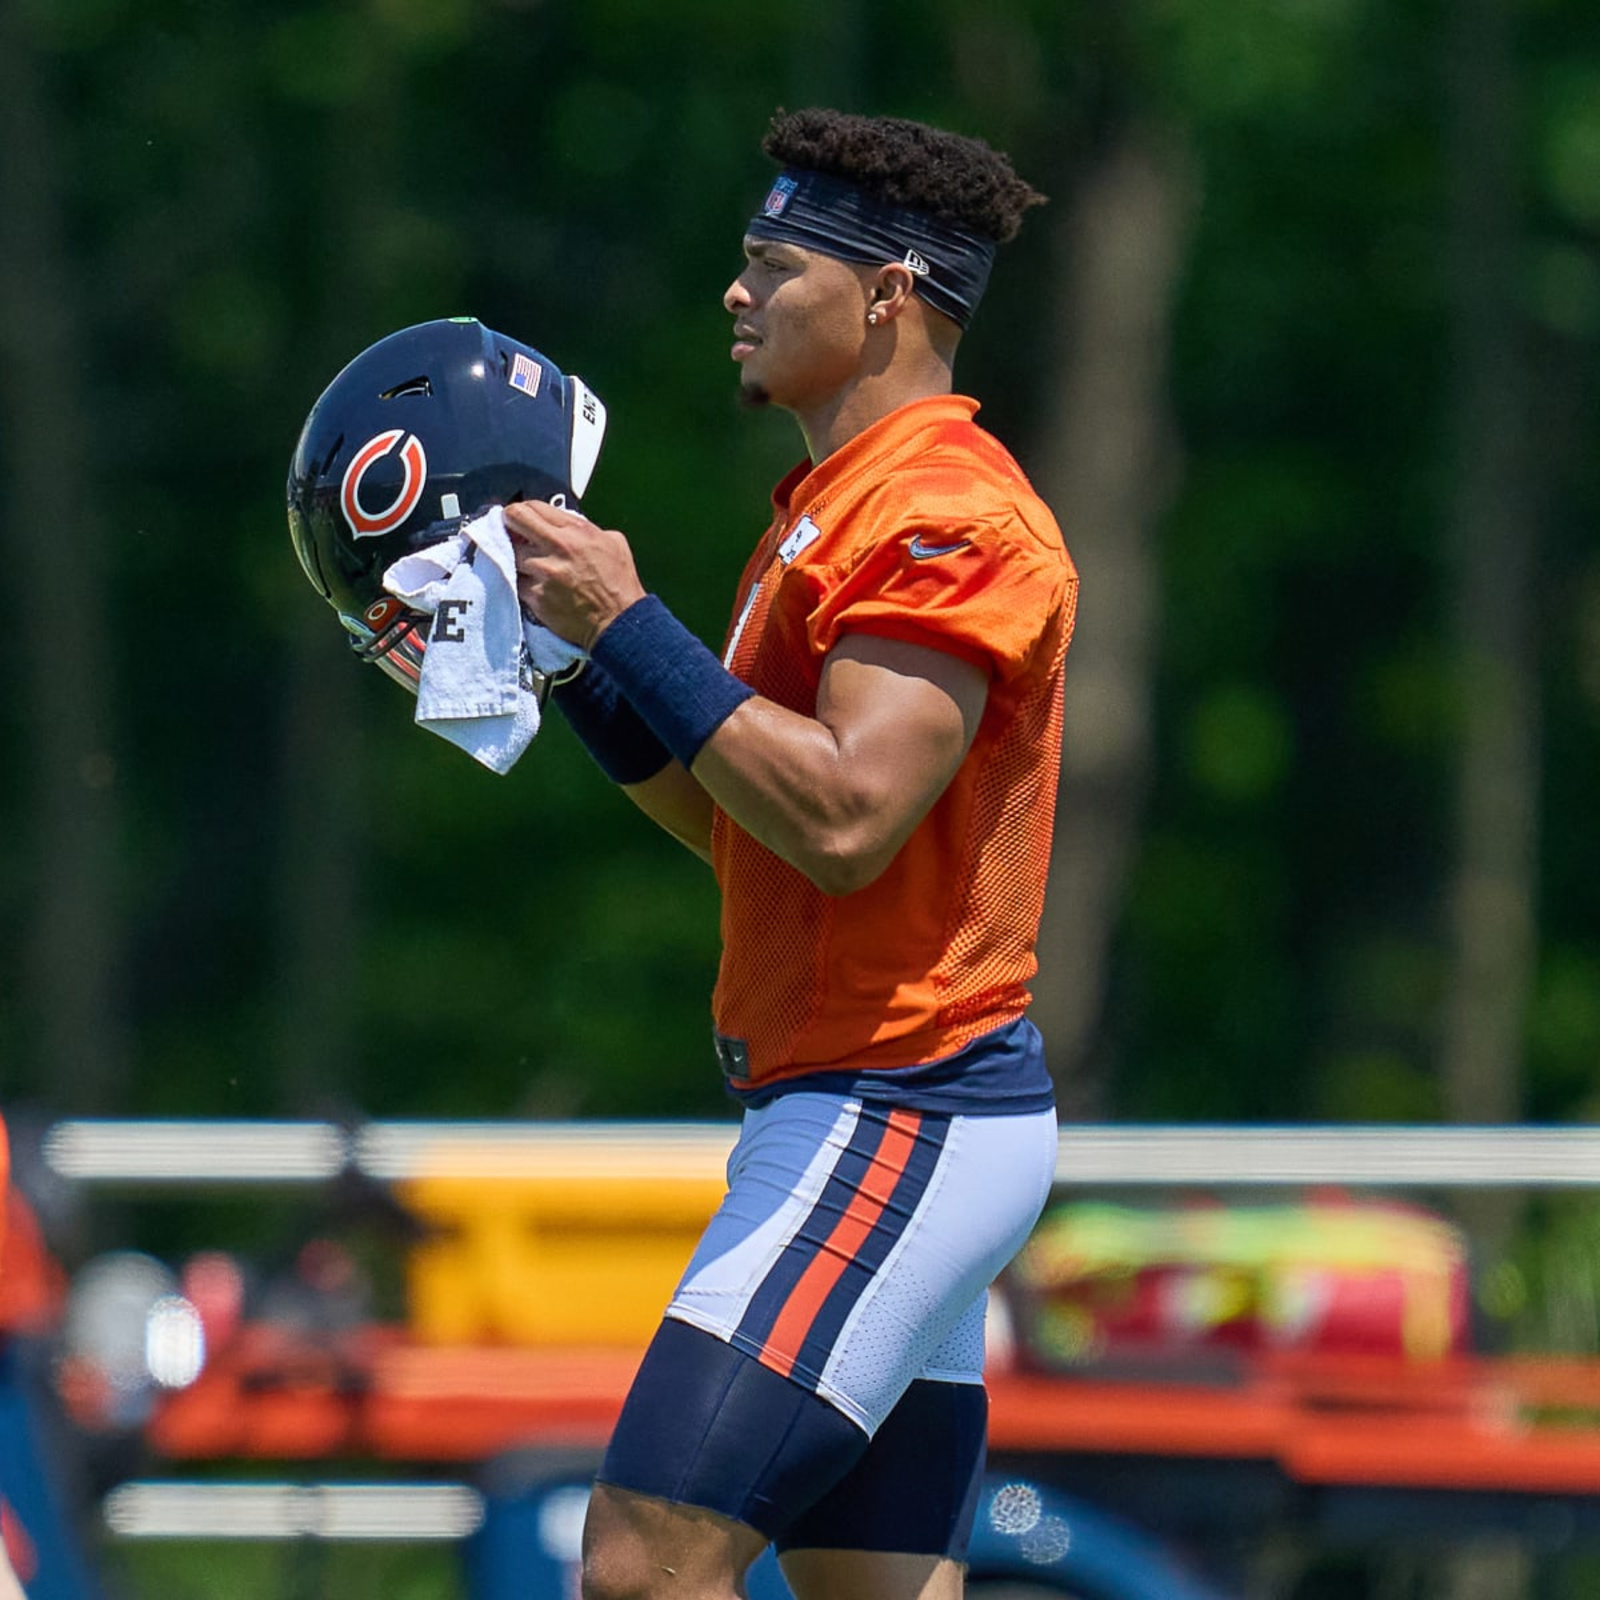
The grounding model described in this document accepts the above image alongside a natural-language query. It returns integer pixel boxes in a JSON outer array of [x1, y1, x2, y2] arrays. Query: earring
[[868, 311, 880, 326]]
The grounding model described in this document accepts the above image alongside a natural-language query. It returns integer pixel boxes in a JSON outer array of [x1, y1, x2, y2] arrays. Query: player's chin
[[737, 378, 773, 411]]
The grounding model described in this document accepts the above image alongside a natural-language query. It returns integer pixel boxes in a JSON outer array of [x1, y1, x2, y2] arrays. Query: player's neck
[[796, 354, 955, 463]]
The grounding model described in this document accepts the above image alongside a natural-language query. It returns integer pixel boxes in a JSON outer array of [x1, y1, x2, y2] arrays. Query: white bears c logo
[[341, 430, 428, 539]]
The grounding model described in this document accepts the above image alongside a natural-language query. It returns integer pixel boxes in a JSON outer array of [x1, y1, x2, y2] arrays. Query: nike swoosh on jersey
[[908, 534, 973, 560]]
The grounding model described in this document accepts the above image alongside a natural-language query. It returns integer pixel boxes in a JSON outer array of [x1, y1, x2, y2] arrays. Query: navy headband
[[746, 167, 998, 330]]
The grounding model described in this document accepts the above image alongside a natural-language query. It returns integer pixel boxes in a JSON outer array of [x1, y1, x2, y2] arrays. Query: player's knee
[[578, 1539, 654, 1600], [579, 1493, 658, 1600], [580, 1539, 745, 1600], [581, 1483, 758, 1600], [580, 1527, 672, 1600]]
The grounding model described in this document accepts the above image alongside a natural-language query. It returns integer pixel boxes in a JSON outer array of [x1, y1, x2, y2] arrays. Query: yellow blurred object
[[396, 1133, 732, 1348]]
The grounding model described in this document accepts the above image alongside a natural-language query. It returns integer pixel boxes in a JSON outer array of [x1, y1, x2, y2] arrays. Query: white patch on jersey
[[778, 514, 823, 565]]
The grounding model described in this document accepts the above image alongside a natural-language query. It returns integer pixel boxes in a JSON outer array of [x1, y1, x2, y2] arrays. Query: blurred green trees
[[1, 0, 1597, 1136]]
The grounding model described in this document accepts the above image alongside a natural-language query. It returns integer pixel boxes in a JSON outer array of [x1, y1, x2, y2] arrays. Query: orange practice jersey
[[711, 395, 1077, 1093]]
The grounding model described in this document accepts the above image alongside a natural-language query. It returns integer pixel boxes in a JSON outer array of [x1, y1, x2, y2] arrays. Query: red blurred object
[[144, 1322, 639, 1462], [985, 1348, 1600, 1497], [132, 1311, 1600, 1501], [1007, 1193, 1471, 1366], [0, 1188, 68, 1338], [180, 1252, 245, 1353], [1, 1496, 37, 1584]]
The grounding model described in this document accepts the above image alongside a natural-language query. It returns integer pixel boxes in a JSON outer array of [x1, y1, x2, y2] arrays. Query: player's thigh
[[670, 1096, 1058, 1434], [780, 1547, 965, 1600], [595, 1318, 873, 1543], [775, 1375, 988, 1564], [808, 1104, 1058, 1429]]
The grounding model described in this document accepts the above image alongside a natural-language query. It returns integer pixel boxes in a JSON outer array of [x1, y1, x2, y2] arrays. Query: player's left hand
[[506, 498, 647, 650]]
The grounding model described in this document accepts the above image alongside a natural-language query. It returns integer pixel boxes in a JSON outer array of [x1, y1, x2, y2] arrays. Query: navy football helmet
[[287, 317, 606, 693]]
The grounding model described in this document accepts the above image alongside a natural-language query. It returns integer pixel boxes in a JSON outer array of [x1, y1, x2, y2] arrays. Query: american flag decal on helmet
[[508, 352, 542, 397]]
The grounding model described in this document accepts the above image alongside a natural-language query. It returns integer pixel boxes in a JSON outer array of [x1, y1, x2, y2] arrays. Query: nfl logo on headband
[[763, 175, 800, 218]]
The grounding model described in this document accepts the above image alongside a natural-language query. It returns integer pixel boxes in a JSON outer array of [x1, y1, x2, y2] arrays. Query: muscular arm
[[509, 498, 988, 893], [620, 761, 715, 863], [692, 634, 985, 895], [609, 637, 985, 891]]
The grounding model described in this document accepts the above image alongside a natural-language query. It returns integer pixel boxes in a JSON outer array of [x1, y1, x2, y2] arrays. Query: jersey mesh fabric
[[711, 395, 1077, 1093]]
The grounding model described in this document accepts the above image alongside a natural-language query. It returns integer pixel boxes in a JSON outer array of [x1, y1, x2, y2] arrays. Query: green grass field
[[99, 1541, 465, 1600]]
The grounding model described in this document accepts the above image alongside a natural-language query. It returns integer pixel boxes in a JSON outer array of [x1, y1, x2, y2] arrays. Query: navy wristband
[[591, 595, 755, 770], [551, 659, 672, 786]]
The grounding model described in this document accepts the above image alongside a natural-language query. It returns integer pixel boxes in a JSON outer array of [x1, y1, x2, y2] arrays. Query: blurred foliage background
[[3, 2, 1600, 1596], [1, 0, 1598, 1137]]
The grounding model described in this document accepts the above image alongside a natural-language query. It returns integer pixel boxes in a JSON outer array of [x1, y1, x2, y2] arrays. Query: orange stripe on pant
[[759, 1109, 924, 1380]]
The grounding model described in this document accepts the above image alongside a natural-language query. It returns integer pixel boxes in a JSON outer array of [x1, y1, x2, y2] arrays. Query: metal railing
[[39, 1117, 1600, 1189]]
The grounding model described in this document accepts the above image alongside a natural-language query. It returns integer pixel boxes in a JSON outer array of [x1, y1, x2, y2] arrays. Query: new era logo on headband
[[763, 175, 800, 217], [903, 249, 931, 276]]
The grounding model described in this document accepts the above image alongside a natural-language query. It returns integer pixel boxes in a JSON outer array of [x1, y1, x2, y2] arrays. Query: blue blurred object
[[465, 1460, 1236, 1600], [0, 1340, 108, 1600], [962, 1476, 1236, 1599], [460, 1455, 590, 1600]]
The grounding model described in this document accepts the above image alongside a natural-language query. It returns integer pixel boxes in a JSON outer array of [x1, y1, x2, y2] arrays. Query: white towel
[[382, 506, 586, 774]]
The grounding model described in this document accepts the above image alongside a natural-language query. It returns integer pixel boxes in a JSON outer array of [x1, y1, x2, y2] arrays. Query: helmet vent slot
[[379, 376, 433, 400]]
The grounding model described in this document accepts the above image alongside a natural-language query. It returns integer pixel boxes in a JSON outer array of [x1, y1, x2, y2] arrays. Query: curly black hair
[[762, 108, 1046, 245]]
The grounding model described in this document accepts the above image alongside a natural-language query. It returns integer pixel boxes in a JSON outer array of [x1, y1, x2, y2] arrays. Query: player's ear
[[866, 262, 918, 323]]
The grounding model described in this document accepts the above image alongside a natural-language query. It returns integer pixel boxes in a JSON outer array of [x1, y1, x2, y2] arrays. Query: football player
[[509, 110, 1075, 1600]]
